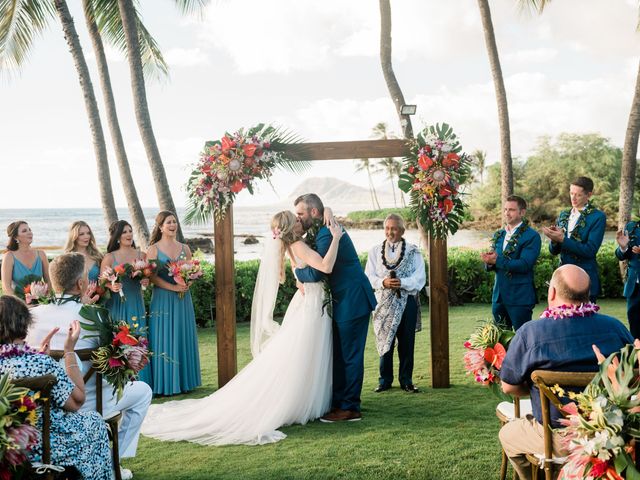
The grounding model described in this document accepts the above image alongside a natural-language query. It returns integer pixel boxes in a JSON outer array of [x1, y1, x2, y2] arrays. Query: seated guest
[[615, 223, 640, 338], [498, 265, 634, 480], [26, 253, 151, 480], [0, 295, 112, 479], [365, 213, 426, 393]]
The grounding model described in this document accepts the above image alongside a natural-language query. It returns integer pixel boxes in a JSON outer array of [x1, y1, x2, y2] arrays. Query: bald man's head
[[548, 265, 591, 306]]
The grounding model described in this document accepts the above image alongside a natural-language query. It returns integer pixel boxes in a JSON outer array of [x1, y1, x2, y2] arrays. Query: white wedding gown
[[141, 236, 332, 446]]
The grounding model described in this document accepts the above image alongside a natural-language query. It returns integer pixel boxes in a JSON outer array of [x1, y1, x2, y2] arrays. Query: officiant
[[365, 214, 426, 393]]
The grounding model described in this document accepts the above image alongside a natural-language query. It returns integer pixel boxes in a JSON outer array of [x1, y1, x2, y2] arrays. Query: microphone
[[389, 270, 401, 298]]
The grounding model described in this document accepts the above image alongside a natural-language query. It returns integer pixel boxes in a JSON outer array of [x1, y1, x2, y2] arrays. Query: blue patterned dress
[[149, 245, 201, 395], [10, 252, 43, 290], [0, 346, 112, 479], [105, 252, 151, 385]]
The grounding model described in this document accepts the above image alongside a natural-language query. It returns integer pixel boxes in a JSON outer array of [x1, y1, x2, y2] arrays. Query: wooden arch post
[[213, 139, 450, 389]]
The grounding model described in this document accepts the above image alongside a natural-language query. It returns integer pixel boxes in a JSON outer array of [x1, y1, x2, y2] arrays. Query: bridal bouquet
[[79, 305, 150, 400], [22, 280, 52, 306], [557, 343, 640, 480], [99, 265, 127, 299], [124, 259, 156, 291], [0, 371, 39, 477], [463, 320, 515, 400], [166, 260, 203, 299]]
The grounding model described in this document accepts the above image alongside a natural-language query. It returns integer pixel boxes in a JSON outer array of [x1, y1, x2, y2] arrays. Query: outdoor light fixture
[[400, 104, 417, 115]]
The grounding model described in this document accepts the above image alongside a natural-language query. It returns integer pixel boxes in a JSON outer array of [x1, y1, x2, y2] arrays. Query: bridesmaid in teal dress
[[147, 211, 201, 395], [101, 220, 151, 385], [64, 221, 102, 283], [1, 221, 50, 297]]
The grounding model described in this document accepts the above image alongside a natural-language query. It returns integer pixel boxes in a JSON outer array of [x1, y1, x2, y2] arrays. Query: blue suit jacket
[[295, 226, 376, 323], [615, 221, 640, 298], [550, 208, 606, 297], [487, 225, 541, 306]]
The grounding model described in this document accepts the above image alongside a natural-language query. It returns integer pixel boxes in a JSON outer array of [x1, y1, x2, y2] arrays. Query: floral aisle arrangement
[[166, 260, 204, 299], [0, 370, 39, 477], [124, 259, 156, 291], [398, 123, 473, 239], [79, 305, 150, 400], [557, 342, 640, 480], [185, 124, 304, 224], [463, 320, 515, 400]]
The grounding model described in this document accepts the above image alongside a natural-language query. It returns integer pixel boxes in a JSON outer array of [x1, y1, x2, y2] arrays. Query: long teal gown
[[10, 251, 44, 291], [149, 245, 201, 395], [105, 252, 151, 385]]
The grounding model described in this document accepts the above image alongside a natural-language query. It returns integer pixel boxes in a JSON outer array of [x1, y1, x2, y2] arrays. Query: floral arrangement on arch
[[399, 123, 473, 239], [557, 342, 640, 480], [463, 320, 515, 401], [79, 305, 150, 400], [185, 124, 304, 224], [0, 372, 39, 476]]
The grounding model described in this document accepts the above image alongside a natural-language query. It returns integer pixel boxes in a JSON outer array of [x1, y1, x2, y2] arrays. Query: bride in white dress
[[141, 211, 343, 446]]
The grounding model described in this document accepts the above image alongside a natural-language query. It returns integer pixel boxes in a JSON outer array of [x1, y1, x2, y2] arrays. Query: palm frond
[[171, 0, 209, 19], [516, 0, 551, 15], [0, 0, 56, 74], [184, 196, 213, 226], [92, 0, 168, 82]]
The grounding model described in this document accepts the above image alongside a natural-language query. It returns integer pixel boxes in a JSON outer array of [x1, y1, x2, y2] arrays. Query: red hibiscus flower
[[418, 155, 433, 171], [483, 343, 506, 370], [231, 181, 245, 193], [221, 136, 235, 153], [242, 144, 257, 157], [443, 198, 454, 214]]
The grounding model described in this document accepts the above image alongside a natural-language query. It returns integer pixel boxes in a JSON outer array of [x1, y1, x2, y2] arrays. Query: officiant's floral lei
[[557, 201, 597, 243], [185, 124, 300, 224], [399, 123, 472, 239], [540, 302, 599, 320], [490, 219, 530, 259]]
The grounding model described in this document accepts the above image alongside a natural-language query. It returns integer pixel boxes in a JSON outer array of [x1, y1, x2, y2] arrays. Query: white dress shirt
[[568, 208, 583, 235], [502, 222, 523, 250]]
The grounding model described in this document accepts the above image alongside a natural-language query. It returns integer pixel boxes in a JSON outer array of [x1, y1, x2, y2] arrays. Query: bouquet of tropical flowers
[[166, 259, 203, 299], [399, 123, 473, 239], [0, 372, 39, 477], [557, 342, 640, 480], [124, 259, 156, 291], [98, 265, 127, 299], [463, 320, 515, 400], [79, 305, 150, 400], [22, 280, 51, 306]]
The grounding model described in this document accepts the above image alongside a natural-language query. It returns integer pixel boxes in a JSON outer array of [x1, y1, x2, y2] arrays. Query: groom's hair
[[294, 193, 324, 216], [50, 253, 85, 294]]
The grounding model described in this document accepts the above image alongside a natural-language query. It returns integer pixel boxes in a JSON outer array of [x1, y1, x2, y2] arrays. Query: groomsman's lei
[[557, 202, 597, 243], [490, 219, 530, 259]]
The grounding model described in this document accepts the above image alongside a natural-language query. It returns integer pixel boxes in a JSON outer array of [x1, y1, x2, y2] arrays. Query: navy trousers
[[627, 283, 640, 339], [492, 300, 534, 331], [332, 314, 369, 412], [379, 295, 417, 388]]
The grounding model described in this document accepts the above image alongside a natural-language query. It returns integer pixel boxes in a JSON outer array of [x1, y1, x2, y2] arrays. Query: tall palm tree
[[371, 122, 404, 208], [379, 0, 413, 139], [477, 0, 513, 209], [472, 149, 487, 185], [619, 61, 640, 231], [354, 158, 382, 210], [83, 0, 150, 247]]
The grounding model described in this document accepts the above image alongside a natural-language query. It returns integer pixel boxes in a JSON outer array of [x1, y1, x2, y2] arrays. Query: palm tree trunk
[[53, 0, 118, 230], [117, 0, 184, 241], [83, 0, 150, 248], [390, 174, 397, 207], [618, 58, 640, 231], [368, 167, 381, 209], [477, 0, 513, 208], [379, 0, 413, 139]]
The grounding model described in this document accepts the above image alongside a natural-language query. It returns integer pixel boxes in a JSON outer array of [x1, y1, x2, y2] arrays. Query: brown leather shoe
[[319, 409, 362, 423]]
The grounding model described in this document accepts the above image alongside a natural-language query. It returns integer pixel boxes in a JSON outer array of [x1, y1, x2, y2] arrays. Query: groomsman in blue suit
[[481, 195, 541, 331], [294, 194, 377, 423], [615, 220, 640, 338], [543, 176, 606, 303]]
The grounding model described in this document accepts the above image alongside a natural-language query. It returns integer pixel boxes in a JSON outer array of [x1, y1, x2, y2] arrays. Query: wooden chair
[[525, 370, 596, 480], [496, 396, 532, 480], [50, 349, 122, 480]]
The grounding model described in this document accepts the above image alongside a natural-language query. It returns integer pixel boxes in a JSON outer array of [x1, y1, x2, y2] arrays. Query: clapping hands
[[542, 225, 564, 243]]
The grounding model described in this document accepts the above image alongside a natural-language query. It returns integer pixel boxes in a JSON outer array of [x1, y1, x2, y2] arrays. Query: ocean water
[[0, 207, 495, 261]]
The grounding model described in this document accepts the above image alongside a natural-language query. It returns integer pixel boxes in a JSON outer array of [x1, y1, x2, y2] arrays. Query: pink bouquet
[[23, 280, 51, 306], [99, 265, 126, 299], [125, 259, 156, 291], [167, 260, 203, 299]]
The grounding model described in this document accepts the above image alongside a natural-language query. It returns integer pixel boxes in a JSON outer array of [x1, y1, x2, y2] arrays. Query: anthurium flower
[[483, 343, 506, 369], [443, 198, 454, 214], [114, 265, 126, 276], [221, 136, 235, 153], [113, 326, 138, 347], [242, 144, 257, 157], [231, 180, 245, 193], [418, 155, 433, 171], [442, 152, 460, 168]]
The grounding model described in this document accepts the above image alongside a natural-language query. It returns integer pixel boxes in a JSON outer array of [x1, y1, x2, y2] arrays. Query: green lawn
[[125, 300, 629, 480]]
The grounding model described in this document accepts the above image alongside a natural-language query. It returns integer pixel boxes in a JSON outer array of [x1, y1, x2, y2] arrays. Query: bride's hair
[[270, 211, 301, 246]]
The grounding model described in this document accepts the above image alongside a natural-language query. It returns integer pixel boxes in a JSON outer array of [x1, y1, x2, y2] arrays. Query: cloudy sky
[[1, 0, 639, 209]]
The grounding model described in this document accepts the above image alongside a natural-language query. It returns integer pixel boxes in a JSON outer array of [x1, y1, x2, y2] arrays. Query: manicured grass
[[125, 299, 629, 480]]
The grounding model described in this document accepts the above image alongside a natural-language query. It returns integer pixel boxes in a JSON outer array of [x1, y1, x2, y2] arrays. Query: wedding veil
[[250, 234, 283, 357]]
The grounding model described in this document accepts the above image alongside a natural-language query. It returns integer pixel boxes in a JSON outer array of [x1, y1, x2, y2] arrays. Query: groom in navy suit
[[294, 194, 376, 422], [481, 195, 541, 331]]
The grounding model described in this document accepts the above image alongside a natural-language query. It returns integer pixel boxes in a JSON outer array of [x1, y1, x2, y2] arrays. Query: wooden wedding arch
[[213, 139, 450, 389]]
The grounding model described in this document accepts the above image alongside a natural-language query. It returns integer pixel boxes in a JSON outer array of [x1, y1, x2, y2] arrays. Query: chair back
[[12, 374, 57, 466], [530, 370, 596, 480], [49, 349, 104, 414]]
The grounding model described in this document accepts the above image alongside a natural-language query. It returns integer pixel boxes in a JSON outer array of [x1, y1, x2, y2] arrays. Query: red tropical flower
[[408, 166, 416, 174], [443, 198, 454, 214], [418, 155, 433, 171], [231, 181, 245, 193], [484, 343, 506, 370], [113, 326, 138, 347], [442, 152, 460, 168], [114, 265, 126, 276], [242, 144, 257, 157], [221, 136, 235, 153]]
